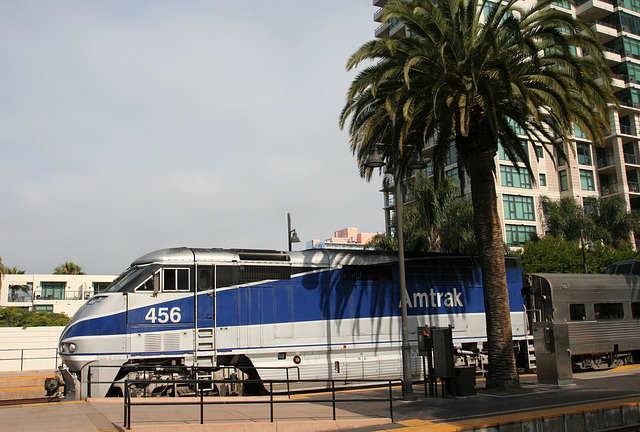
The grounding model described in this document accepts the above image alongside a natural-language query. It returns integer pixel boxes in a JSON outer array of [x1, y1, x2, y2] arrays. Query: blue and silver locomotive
[[58, 247, 529, 397]]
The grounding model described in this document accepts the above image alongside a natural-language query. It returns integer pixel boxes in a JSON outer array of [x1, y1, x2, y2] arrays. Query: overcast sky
[[0, 1, 386, 275]]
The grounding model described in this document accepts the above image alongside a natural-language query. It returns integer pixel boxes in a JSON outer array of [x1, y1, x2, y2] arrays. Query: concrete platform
[[2, 366, 640, 432]]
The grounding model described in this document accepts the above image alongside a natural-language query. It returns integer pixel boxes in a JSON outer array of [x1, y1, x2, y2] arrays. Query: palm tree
[[586, 196, 640, 247], [541, 196, 596, 242], [341, 0, 615, 389], [369, 176, 476, 254], [53, 262, 85, 275], [0, 257, 5, 291], [4, 267, 26, 274]]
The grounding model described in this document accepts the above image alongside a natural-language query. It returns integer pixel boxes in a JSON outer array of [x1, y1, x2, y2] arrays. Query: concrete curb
[[116, 418, 392, 432]]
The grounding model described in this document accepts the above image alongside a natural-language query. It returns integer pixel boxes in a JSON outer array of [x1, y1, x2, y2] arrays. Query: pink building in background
[[308, 227, 379, 250]]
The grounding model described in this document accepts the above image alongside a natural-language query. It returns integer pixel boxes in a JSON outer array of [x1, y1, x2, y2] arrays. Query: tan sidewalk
[[0, 396, 391, 432]]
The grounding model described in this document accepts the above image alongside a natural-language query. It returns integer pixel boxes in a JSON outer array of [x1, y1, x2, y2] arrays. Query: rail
[[0, 348, 59, 371], [122, 377, 400, 429]]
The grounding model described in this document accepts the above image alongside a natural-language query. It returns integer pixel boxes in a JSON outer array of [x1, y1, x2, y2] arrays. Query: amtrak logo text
[[404, 288, 463, 309]]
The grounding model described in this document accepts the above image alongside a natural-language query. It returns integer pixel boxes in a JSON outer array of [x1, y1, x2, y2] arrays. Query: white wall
[[0, 326, 63, 371]]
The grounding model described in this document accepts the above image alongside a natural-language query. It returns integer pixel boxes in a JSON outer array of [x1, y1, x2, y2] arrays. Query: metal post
[[200, 386, 204, 424], [389, 380, 394, 423], [20, 349, 24, 371], [332, 381, 336, 421], [270, 382, 274, 423], [392, 117, 415, 401], [87, 366, 92, 398], [581, 229, 588, 274]]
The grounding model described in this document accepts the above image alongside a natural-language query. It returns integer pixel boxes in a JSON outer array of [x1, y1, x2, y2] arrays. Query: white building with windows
[[373, 0, 640, 248], [0, 274, 116, 317]]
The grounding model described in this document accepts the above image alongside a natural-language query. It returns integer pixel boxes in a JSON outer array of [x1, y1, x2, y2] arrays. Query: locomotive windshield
[[103, 264, 161, 293]]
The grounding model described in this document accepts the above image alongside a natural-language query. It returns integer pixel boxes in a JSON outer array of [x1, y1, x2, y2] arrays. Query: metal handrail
[[123, 377, 400, 429], [0, 348, 59, 371]]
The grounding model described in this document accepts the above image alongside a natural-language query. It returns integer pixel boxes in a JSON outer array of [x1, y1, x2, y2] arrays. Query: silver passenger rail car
[[524, 273, 640, 370]]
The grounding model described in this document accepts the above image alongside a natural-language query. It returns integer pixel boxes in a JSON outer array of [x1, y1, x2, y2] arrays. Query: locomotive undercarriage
[[105, 357, 255, 397], [572, 351, 635, 371]]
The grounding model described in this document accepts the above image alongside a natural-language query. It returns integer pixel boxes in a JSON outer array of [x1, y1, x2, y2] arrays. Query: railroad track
[[0, 396, 60, 406]]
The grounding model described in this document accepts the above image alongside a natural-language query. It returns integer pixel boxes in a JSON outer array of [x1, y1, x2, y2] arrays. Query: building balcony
[[577, 0, 615, 21], [629, 181, 640, 193], [374, 7, 384, 22], [601, 184, 620, 195], [625, 152, 639, 164], [599, 73, 626, 90], [603, 48, 623, 67], [33, 289, 91, 301], [598, 155, 619, 174], [593, 20, 619, 44], [373, 0, 387, 6]]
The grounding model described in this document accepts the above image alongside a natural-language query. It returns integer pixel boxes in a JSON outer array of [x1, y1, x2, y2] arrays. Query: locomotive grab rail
[[122, 377, 400, 429]]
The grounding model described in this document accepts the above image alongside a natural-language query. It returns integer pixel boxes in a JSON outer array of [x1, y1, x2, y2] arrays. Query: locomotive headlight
[[61, 343, 77, 353]]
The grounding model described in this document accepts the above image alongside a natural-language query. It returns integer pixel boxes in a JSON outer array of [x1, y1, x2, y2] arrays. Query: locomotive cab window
[[197, 267, 214, 291], [164, 268, 191, 292], [136, 276, 155, 292], [569, 304, 586, 320], [594, 303, 624, 320]]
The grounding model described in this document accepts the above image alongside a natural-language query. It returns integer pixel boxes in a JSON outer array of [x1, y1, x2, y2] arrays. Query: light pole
[[580, 229, 595, 274], [364, 116, 424, 401], [287, 212, 300, 252]]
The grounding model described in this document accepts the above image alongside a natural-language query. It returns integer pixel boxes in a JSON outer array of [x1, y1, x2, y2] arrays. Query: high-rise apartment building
[[372, 0, 640, 247]]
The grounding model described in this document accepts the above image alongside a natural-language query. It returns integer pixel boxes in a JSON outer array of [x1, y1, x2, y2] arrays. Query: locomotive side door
[[195, 266, 216, 367]]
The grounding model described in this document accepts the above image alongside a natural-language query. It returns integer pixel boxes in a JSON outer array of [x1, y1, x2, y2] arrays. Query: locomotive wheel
[[612, 356, 625, 368], [591, 357, 606, 370]]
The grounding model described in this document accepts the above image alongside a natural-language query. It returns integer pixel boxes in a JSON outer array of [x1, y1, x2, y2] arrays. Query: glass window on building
[[33, 305, 53, 313], [445, 167, 459, 181], [506, 118, 525, 135], [39, 282, 65, 300], [539, 173, 547, 186], [421, 160, 433, 177], [444, 142, 457, 166], [535, 145, 544, 159], [626, 0, 640, 14], [615, 87, 640, 108], [620, 115, 634, 135], [552, 0, 571, 8], [574, 125, 587, 139], [499, 141, 528, 162], [555, 145, 566, 166], [577, 142, 592, 165], [505, 224, 537, 247], [8, 283, 33, 302], [559, 170, 569, 191], [500, 165, 532, 188], [483, 0, 497, 20], [93, 282, 111, 294], [503, 195, 535, 220], [580, 169, 595, 191], [583, 197, 598, 217]]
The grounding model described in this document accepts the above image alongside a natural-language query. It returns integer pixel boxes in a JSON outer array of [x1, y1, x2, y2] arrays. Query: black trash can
[[452, 366, 476, 396]]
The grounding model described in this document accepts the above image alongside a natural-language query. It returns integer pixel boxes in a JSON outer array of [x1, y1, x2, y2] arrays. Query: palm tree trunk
[[466, 148, 520, 389]]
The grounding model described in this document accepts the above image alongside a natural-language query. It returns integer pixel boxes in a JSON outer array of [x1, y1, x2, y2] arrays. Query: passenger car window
[[632, 302, 640, 318], [594, 303, 624, 320], [569, 304, 586, 320]]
